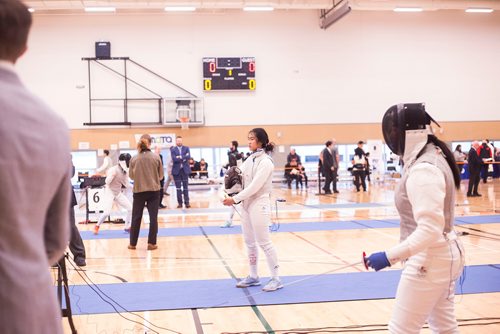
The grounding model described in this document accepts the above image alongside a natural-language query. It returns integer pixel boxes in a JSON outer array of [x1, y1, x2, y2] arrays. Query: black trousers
[[467, 168, 481, 195], [174, 171, 190, 206], [159, 178, 165, 206], [69, 206, 86, 261], [353, 170, 366, 191], [130, 191, 160, 246], [331, 167, 338, 192], [286, 174, 300, 188], [480, 164, 489, 182], [323, 169, 333, 193]]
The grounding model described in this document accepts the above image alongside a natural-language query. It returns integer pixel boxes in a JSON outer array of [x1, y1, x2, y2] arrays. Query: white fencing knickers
[[389, 235, 465, 334], [240, 196, 279, 278], [96, 189, 133, 229]]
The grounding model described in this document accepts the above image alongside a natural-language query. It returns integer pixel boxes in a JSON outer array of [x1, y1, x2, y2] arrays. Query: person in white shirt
[[222, 128, 282, 292], [94, 153, 133, 234], [96, 149, 112, 175], [365, 103, 464, 333], [452, 144, 466, 175]]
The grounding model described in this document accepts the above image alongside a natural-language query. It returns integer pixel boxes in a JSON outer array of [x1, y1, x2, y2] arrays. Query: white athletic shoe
[[262, 278, 283, 292], [220, 220, 233, 228], [236, 276, 261, 288]]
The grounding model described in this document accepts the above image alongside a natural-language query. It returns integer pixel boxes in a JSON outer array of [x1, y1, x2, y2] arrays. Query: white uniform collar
[[0, 60, 16, 73], [402, 125, 433, 164]]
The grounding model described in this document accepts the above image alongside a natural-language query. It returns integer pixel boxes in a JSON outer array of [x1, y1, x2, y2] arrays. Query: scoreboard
[[203, 57, 256, 91]]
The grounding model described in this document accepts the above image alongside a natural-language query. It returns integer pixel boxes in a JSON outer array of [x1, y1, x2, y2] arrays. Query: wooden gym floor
[[61, 177, 500, 333]]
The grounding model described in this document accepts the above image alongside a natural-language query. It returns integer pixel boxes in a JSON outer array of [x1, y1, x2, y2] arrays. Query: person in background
[[467, 141, 482, 197], [287, 148, 301, 164], [128, 134, 164, 250], [223, 128, 282, 292], [321, 140, 335, 194], [155, 146, 167, 209], [70, 160, 86, 266], [93, 153, 133, 235], [365, 151, 371, 182], [284, 158, 300, 189], [365, 103, 464, 333], [479, 140, 492, 183], [352, 144, 367, 192], [188, 157, 198, 179], [297, 162, 308, 188], [96, 149, 112, 175], [221, 140, 243, 228], [199, 158, 209, 178], [0, 1, 71, 332], [164, 158, 173, 196], [228, 140, 244, 166], [453, 144, 466, 175], [170, 136, 191, 208], [330, 139, 340, 192]]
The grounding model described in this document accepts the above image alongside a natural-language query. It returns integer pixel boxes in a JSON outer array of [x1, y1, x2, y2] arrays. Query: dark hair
[[231, 140, 238, 149], [325, 140, 332, 147], [417, 135, 461, 189], [455, 144, 461, 151], [0, 0, 32, 61], [103, 149, 110, 155], [250, 128, 274, 153], [358, 141, 364, 145]]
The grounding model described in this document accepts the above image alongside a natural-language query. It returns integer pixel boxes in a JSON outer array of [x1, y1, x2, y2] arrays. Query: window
[[71, 151, 97, 185]]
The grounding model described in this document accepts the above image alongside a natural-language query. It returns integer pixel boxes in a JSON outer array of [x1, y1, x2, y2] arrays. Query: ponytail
[[137, 134, 152, 152], [264, 142, 275, 153], [418, 135, 461, 189]]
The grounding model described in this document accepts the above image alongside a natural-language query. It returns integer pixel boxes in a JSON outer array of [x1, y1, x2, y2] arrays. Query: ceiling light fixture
[[243, 6, 274, 12], [465, 8, 493, 13], [84, 7, 116, 13], [28, 7, 35, 13], [164, 6, 196, 12], [393, 7, 423, 12]]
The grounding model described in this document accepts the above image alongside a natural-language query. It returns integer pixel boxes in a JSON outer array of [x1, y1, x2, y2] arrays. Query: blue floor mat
[[80, 215, 500, 240], [67, 264, 500, 315], [455, 215, 500, 224]]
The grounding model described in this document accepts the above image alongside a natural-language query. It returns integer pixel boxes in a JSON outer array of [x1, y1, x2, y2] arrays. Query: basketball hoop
[[176, 104, 191, 130], [179, 117, 190, 130]]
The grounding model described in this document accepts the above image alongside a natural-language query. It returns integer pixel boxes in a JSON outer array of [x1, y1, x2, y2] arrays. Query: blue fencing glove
[[366, 252, 391, 271]]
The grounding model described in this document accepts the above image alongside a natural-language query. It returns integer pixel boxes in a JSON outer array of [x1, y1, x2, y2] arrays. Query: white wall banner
[[118, 141, 130, 149], [134, 133, 176, 148], [78, 142, 90, 150]]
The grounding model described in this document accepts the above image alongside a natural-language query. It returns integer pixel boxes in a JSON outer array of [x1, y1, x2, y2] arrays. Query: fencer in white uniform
[[94, 153, 133, 234], [222, 128, 282, 292], [365, 104, 465, 333]]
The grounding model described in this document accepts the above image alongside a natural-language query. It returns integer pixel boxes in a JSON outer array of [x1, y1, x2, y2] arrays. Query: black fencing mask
[[119, 153, 132, 171], [382, 103, 439, 156], [224, 166, 243, 196]]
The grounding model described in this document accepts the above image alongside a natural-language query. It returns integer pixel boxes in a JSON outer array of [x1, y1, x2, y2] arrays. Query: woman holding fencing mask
[[365, 103, 464, 333], [222, 128, 282, 292]]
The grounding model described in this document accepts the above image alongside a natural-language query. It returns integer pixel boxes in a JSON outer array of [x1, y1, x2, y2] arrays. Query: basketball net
[[179, 117, 190, 130]]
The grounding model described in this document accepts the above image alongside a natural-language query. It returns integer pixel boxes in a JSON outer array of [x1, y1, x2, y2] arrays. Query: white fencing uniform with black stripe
[[232, 150, 279, 279]]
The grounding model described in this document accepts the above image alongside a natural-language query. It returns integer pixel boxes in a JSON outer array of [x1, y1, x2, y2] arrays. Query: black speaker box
[[95, 41, 111, 59]]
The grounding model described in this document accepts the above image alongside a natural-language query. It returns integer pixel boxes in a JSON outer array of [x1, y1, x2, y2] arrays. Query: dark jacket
[[468, 147, 482, 171], [171, 145, 192, 175], [322, 147, 334, 174]]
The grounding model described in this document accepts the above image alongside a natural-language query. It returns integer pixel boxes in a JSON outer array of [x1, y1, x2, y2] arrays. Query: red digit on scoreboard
[[209, 62, 216, 73], [249, 62, 255, 72]]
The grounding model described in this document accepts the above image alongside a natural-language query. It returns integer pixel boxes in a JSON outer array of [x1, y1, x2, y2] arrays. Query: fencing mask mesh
[[224, 166, 243, 196]]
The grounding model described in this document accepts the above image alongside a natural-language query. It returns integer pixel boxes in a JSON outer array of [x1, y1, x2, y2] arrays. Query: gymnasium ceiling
[[22, 0, 500, 13]]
